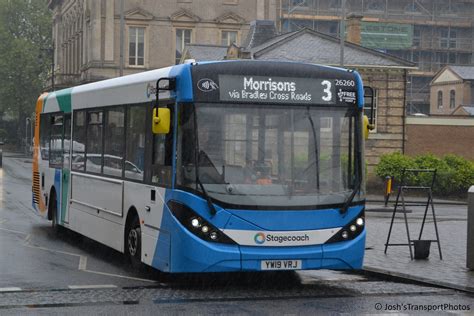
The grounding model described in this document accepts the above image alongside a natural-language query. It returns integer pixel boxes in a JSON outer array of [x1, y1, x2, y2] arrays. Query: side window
[[125, 105, 146, 181], [86, 111, 104, 174], [49, 114, 63, 168], [63, 114, 71, 169], [151, 105, 174, 186], [40, 113, 50, 160], [104, 107, 125, 177], [72, 111, 86, 171]]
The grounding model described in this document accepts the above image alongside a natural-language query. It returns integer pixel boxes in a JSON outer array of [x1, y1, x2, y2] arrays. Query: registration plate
[[261, 260, 302, 270]]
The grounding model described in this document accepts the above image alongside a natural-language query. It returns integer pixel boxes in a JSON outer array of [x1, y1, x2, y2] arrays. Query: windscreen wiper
[[340, 180, 360, 214], [196, 175, 217, 216], [192, 105, 217, 216], [306, 109, 320, 190]]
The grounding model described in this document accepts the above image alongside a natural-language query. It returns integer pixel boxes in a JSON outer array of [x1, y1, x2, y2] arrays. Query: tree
[[0, 0, 51, 147]]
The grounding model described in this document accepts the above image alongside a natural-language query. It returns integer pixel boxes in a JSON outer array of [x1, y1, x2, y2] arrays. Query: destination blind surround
[[218, 75, 336, 105]]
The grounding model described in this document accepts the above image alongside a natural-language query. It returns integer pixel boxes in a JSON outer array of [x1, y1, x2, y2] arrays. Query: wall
[[49, 0, 277, 87], [405, 116, 474, 160], [430, 81, 470, 115], [359, 68, 407, 173]]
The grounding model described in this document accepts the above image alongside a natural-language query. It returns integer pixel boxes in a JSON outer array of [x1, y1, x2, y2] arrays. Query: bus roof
[[39, 60, 362, 113]]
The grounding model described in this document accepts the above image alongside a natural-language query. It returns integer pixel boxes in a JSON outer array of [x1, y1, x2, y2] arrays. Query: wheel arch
[[47, 185, 57, 221]]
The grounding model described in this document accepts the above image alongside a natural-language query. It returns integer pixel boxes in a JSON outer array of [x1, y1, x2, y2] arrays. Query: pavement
[[364, 196, 474, 293]]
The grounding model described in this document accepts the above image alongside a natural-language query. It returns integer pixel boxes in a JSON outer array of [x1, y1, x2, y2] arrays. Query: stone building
[[47, 0, 277, 89], [279, 0, 474, 115], [430, 65, 474, 115], [184, 21, 415, 173]]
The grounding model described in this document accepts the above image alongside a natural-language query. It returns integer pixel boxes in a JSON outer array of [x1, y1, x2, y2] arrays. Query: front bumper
[[164, 211, 365, 272]]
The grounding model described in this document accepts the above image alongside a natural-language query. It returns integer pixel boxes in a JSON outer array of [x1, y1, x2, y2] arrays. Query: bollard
[[0, 149, 2, 168], [384, 176, 392, 207], [468, 186, 474, 270]]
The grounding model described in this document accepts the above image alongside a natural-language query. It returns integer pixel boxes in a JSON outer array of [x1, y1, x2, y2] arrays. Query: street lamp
[[25, 117, 32, 155]]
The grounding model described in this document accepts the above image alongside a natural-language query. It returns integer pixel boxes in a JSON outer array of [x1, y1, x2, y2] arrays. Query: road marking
[[23, 240, 156, 283], [0, 287, 22, 292], [3, 227, 156, 284], [78, 256, 87, 271], [0, 227, 28, 236], [82, 269, 157, 283], [68, 284, 118, 290]]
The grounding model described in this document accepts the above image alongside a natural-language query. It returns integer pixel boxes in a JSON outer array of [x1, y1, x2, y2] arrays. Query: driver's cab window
[[151, 104, 174, 186]]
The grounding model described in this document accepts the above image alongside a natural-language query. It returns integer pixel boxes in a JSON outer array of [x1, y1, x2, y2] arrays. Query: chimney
[[242, 20, 277, 49], [346, 13, 363, 45]]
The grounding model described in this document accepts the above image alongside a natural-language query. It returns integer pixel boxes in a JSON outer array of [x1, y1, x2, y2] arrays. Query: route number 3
[[321, 80, 332, 102]]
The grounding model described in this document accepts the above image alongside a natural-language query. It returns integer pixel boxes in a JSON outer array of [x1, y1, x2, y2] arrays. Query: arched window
[[450, 90, 456, 109], [437, 91, 443, 109]]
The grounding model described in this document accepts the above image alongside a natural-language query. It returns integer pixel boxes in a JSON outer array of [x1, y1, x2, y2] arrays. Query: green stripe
[[55, 88, 73, 113]]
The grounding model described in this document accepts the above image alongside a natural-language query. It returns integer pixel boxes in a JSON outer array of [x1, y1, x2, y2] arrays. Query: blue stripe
[[353, 71, 365, 109]]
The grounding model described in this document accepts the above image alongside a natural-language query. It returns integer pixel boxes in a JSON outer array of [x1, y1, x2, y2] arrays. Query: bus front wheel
[[126, 216, 142, 269]]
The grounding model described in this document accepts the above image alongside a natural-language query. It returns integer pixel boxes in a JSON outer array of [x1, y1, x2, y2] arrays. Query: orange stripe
[[32, 93, 48, 214]]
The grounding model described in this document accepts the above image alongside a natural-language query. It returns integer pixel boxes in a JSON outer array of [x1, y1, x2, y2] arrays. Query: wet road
[[0, 155, 472, 314]]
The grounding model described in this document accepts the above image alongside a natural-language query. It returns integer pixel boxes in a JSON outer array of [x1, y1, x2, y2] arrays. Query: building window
[[436, 52, 448, 66], [329, 23, 339, 37], [364, 87, 377, 133], [437, 91, 443, 109], [176, 29, 192, 64], [449, 90, 456, 109], [129, 27, 145, 66], [221, 31, 238, 46], [413, 28, 421, 47], [440, 28, 456, 49]]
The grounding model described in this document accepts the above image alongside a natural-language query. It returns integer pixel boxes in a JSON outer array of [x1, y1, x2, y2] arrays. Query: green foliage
[[375, 152, 416, 184], [0, 128, 6, 141], [375, 152, 474, 196], [0, 0, 51, 145]]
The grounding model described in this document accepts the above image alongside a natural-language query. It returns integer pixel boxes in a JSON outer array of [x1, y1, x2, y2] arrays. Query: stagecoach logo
[[254, 232, 311, 245], [146, 83, 157, 98], [254, 232, 266, 244], [337, 89, 356, 103], [197, 78, 219, 92]]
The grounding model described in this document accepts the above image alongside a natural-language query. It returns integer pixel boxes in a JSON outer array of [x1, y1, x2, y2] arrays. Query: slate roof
[[449, 66, 474, 81], [242, 20, 278, 49], [461, 106, 474, 115], [183, 44, 228, 62], [251, 28, 415, 68]]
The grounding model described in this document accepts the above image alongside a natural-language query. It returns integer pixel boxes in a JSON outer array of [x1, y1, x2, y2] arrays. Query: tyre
[[126, 216, 142, 269]]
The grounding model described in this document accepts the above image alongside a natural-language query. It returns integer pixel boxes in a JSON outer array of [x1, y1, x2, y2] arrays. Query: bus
[[32, 60, 370, 273]]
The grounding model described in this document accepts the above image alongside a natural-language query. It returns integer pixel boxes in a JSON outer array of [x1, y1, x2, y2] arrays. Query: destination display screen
[[191, 62, 359, 106], [218, 75, 335, 105]]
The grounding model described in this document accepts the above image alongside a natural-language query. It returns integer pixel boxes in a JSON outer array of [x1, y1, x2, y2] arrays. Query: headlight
[[167, 201, 236, 244], [325, 209, 365, 244]]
